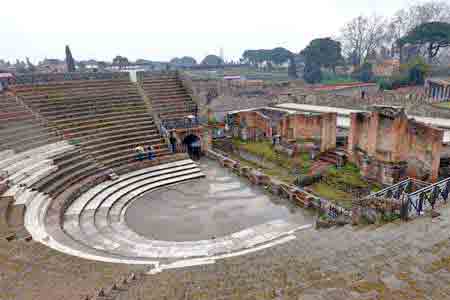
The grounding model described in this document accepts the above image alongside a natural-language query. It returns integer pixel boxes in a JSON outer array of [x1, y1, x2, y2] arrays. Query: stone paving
[[114, 205, 450, 300]]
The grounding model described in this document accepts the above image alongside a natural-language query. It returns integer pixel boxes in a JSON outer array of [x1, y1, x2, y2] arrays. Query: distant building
[[38, 59, 66, 73], [0, 73, 14, 91], [372, 59, 400, 77], [426, 78, 450, 101]]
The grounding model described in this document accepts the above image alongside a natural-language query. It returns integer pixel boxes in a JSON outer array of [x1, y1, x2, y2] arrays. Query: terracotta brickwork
[[278, 112, 337, 152], [231, 108, 336, 153], [233, 111, 273, 140], [347, 106, 443, 184]]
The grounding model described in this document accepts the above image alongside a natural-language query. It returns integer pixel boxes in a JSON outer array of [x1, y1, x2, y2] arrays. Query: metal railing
[[362, 176, 450, 219], [405, 177, 450, 217], [161, 117, 201, 130]]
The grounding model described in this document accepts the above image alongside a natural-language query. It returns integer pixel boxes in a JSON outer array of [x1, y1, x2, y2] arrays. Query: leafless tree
[[339, 15, 387, 66], [387, 1, 450, 61]]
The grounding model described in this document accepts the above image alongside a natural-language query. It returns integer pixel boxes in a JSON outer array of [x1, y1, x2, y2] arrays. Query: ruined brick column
[[430, 129, 443, 182], [320, 112, 337, 152], [347, 113, 359, 158], [366, 112, 379, 156]]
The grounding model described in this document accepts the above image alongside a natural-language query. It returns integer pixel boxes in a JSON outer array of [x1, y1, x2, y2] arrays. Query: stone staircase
[[309, 148, 347, 175], [141, 72, 198, 123]]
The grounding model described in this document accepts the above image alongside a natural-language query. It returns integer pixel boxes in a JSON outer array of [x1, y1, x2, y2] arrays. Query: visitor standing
[[169, 132, 177, 153], [135, 145, 145, 161], [147, 145, 155, 161]]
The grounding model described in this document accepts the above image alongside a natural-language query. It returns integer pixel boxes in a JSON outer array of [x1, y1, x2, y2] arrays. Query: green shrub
[[378, 77, 393, 90], [295, 173, 322, 187]]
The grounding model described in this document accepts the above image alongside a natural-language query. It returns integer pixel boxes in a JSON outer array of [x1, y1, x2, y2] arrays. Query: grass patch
[[433, 101, 450, 109], [326, 163, 368, 188], [232, 138, 311, 174], [321, 78, 359, 85], [311, 182, 353, 209], [224, 150, 296, 183], [310, 163, 376, 209]]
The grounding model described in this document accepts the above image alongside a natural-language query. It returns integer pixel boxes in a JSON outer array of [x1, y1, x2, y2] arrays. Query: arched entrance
[[183, 134, 202, 160]]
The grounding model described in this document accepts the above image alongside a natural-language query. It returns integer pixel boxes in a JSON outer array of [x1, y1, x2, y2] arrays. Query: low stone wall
[[351, 196, 401, 225], [207, 149, 351, 225]]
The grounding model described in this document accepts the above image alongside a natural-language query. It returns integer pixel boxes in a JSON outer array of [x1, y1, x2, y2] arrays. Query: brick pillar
[[347, 113, 359, 157], [366, 112, 379, 156], [391, 115, 408, 162], [431, 129, 443, 182], [320, 113, 336, 152]]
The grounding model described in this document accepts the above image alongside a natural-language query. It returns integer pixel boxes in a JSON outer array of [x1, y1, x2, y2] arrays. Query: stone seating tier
[[141, 77, 178, 84], [37, 100, 146, 115], [19, 87, 140, 99], [67, 121, 156, 140], [49, 112, 152, 130], [149, 97, 193, 105], [81, 127, 158, 146], [0, 97, 62, 153], [92, 141, 167, 162], [100, 149, 173, 170], [45, 108, 148, 124], [24, 94, 142, 109], [1, 132, 61, 153], [54, 159, 205, 261], [145, 88, 186, 97], [56, 115, 155, 134], [35, 161, 103, 199], [43, 107, 147, 121], [13, 79, 134, 92], [144, 84, 183, 92]]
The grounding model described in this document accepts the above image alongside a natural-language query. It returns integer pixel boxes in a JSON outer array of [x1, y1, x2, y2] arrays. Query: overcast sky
[[1, 0, 429, 63]]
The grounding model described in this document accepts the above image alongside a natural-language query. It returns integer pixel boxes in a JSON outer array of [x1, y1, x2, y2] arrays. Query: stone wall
[[180, 75, 287, 121], [285, 86, 450, 119], [347, 106, 443, 184], [351, 196, 401, 225]]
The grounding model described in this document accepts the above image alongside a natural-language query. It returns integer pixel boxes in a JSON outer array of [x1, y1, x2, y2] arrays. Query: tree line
[[238, 0, 450, 84]]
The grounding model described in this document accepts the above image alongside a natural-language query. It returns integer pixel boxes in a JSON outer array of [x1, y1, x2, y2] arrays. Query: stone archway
[[183, 134, 202, 160]]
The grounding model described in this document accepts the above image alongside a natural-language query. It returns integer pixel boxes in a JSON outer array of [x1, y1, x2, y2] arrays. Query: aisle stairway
[[141, 73, 197, 123], [0, 95, 60, 153]]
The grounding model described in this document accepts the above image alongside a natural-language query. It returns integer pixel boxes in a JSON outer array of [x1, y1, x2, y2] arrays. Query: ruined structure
[[278, 112, 336, 152], [426, 78, 450, 102], [347, 105, 443, 184], [229, 107, 337, 153]]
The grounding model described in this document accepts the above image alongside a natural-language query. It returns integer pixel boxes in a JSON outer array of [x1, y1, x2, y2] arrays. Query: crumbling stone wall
[[348, 106, 443, 184], [352, 196, 401, 225], [285, 86, 450, 119]]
